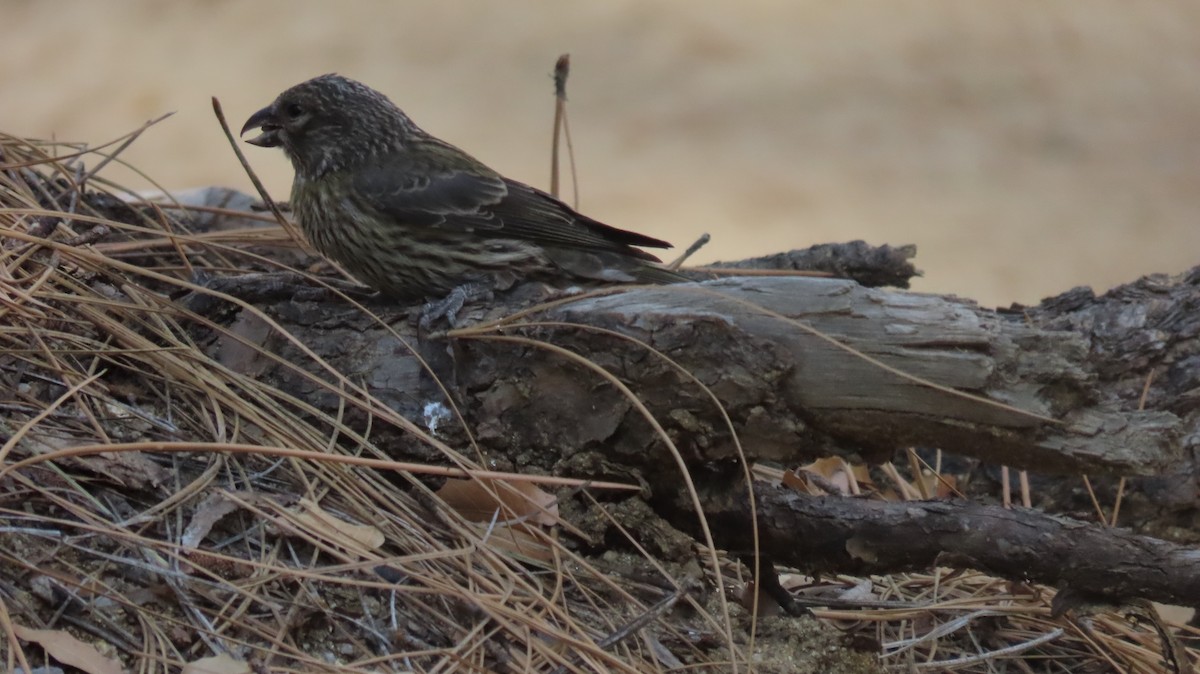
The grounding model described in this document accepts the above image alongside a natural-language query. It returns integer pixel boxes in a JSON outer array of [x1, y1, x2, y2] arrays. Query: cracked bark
[[153, 188, 1200, 607]]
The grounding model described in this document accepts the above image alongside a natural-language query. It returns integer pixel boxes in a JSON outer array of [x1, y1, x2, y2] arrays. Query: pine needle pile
[[1, 126, 1195, 674]]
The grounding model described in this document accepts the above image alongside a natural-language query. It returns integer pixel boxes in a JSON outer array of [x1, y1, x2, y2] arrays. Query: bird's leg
[[417, 281, 494, 332]]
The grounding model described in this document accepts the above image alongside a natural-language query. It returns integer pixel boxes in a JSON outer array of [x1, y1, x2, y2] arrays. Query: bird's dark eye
[[285, 103, 304, 119]]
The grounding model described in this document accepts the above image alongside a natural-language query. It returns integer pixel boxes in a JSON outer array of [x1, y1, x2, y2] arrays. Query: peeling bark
[[211, 274, 1185, 477], [151, 188, 1200, 608]]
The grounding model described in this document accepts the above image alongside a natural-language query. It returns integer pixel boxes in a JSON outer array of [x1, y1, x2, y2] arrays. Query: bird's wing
[[348, 144, 509, 228], [350, 137, 672, 257]]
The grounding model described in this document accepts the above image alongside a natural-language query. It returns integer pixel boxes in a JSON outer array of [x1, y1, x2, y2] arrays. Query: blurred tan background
[[3, 0, 1199, 307]]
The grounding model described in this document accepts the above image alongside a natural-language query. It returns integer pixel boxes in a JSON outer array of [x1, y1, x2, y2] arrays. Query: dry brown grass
[[1, 127, 1195, 673]]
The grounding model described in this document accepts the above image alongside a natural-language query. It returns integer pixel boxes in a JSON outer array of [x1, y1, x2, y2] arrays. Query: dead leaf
[[97, 447, 172, 488], [437, 477, 559, 526], [849, 463, 876, 493], [13, 624, 123, 674], [804, 457, 853, 489], [783, 457, 870, 496], [838, 578, 877, 602], [182, 493, 242, 548], [465, 521, 555, 563], [933, 473, 958, 498], [845, 537, 878, 563], [777, 573, 817, 590], [24, 431, 169, 489], [284, 499, 385, 552], [215, 311, 273, 377], [780, 467, 813, 493]]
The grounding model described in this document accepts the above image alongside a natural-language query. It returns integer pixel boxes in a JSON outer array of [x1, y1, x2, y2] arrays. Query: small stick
[[0, 112, 173, 172], [668, 233, 710, 269], [82, 112, 173, 184], [63, 224, 111, 248], [550, 55, 566, 198], [595, 588, 684, 649], [1112, 370, 1155, 526], [547, 588, 686, 674], [1080, 474, 1107, 523], [549, 54, 580, 208], [210, 97, 306, 249]]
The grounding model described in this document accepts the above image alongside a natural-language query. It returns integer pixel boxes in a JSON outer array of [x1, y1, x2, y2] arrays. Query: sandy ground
[[3, 0, 1199, 307]]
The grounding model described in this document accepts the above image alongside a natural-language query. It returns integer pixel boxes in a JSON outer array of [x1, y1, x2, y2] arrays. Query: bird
[[240, 74, 688, 303]]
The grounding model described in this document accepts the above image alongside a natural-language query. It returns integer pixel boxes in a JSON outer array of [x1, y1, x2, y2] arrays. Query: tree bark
[[696, 481, 1200, 609], [209, 274, 1185, 477], [157, 188, 1200, 608]]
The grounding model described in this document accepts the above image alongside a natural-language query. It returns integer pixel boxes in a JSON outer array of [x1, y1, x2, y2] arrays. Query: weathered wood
[[529, 278, 1180, 474], [699, 481, 1200, 609], [709, 240, 920, 289], [210, 275, 1182, 477], [152, 187, 1200, 608]]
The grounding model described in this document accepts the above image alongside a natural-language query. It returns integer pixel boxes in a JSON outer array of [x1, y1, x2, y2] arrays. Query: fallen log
[[124, 188, 1200, 607]]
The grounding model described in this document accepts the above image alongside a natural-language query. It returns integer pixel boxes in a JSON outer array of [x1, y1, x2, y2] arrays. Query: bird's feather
[[350, 136, 672, 261]]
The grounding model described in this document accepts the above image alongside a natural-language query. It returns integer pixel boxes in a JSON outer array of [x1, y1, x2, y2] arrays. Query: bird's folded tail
[[542, 245, 689, 286], [632, 264, 691, 285]]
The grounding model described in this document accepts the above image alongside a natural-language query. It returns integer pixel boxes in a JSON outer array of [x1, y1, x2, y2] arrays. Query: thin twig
[[0, 111, 174, 172], [1081, 474, 1107, 524], [0, 440, 639, 492], [210, 97, 306, 249], [548, 54, 579, 209], [547, 589, 685, 674], [911, 628, 1064, 670], [597, 588, 685, 648], [668, 233, 710, 269], [550, 55, 567, 198], [1113, 370, 1156, 526], [83, 113, 172, 183]]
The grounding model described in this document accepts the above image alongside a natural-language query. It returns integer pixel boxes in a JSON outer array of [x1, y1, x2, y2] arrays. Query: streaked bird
[[241, 74, 687, 300]]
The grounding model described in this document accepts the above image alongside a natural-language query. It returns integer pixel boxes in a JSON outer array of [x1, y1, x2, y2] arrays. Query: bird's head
[[241, 74, 415, 178]]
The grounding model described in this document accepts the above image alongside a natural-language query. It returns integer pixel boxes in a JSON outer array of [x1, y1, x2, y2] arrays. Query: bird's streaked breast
[[290, 173, 553, 298]]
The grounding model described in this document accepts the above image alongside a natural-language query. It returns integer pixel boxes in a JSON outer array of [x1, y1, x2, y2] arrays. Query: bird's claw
[[417, 282, 493, 333]]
